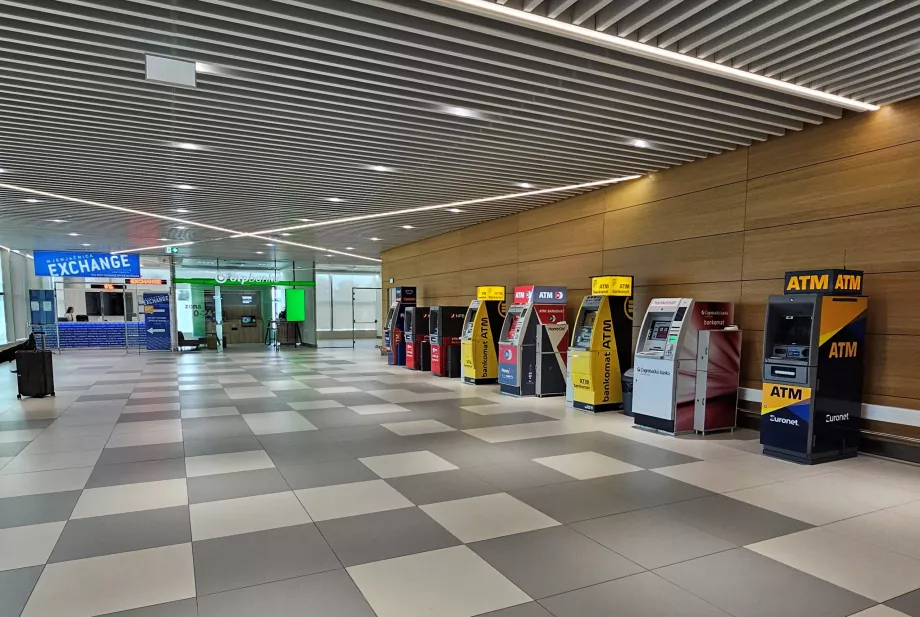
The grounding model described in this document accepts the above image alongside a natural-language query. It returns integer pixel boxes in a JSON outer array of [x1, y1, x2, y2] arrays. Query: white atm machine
[[632, 298, 741, 435]]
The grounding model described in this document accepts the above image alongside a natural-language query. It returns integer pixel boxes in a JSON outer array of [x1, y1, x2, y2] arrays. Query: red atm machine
[[430, 306, 466, 378], [404, 306, 431, 371]]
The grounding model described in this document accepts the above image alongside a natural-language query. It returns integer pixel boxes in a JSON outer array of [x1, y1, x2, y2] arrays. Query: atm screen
[[582, 311, 596, 330], [500, 314, 520, 343], [650, 320, 671, 340], [461, 306, 477, 338], [385, 307, 396, 330], [429, 309, 440, 337], [574, 310, 597, 347], [775, 315, 813, 346]]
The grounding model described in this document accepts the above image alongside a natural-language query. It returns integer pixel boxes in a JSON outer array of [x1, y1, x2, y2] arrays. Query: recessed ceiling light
[[442, 105, 478, 118], [159, 238, 171, 241], [324, 254, 334, 257], [401, 225, 415, 229], [632, 139, 650, 148], [47, 219, 69, 223], [280, 232, 291, 236], [174, 226, 187, 230], [174, 184, 194, 190], [369, 237, 381, 241], [326, 197, 344, 203], [23, 198, 40, 203], [255, 251, 264, 255], [447, 208, 464, 213], [68, 232, 80, 237], [0, 168, 5, 173], [368, 165, 395, 172], [80, 243, 92, 247], [297, 218, 312, 222], [174, 208, 191, 214], [175, 143, 200, 150], [265, 243, 275, 247], [345, 247, 355, 250], [515, 182, 535, 189]]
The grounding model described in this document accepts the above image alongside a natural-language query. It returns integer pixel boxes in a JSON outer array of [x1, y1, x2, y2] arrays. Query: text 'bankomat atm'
[[461, 286, 506, 385], [404, 306, 430, 371], [633, 298, 741, 434], [429, 306, 466, 378], [384, 286, 416, 366], [569, 276, 634, 412], [498, 286, 569, 397], [760, 269, 867, 464]]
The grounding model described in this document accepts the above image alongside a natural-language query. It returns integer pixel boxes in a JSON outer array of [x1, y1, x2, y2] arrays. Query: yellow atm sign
[[591, 275, 633, 296], [476, 286, 505, 301], [783, 269, 863, 295]]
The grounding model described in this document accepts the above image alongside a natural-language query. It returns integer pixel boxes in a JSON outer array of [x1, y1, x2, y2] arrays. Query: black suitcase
[[14, 350, 55, 399]]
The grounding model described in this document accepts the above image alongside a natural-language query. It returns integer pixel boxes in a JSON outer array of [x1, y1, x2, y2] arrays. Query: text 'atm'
[[429, 306, 466, 378], [384, 286, 416, 366], [632, 298, 740, 435], [498, 286, 569, 397], [569, 276, 634, 413], [460, 286, 506, 385], [760, 269, 867, 464], [404, 306, 431, 371]]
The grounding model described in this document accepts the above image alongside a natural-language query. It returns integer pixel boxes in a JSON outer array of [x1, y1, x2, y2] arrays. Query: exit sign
[[164, 247, 180, 254]]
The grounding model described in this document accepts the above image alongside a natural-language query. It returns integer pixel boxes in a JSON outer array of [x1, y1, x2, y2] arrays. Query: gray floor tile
[[95, 442, 186, 465], [498, 435, 596, 460], [298, 408, 393, 430], [279, 459, 378, 490], [385, 469, 500, 505], [256, 431, 333, 449], [320, 425, 395, 442], [340, 436, 430, 458], [0, 491, 81, 529], [0, 566, 43, 617], [183, 435, 263, 457], [197, 568, 375, 617], [512, 471, 711, 524], [187, 468, 291, 504], [48, 505, 191, 563], [86, 457, 187, 488], [656, 548, 875, 617], [125, 396, 180, 406], [320, 393, 392, 407], [232, 400, 295, 414], [469, 526, 643, 600], [0, 419, 54, 431], [653, 494, 814, 545], [118, 410, 182, 423], [466, 460, 574, 491], [571, 509, 737, 569], [103, 599, 199, 617], [0, 442, 30, 458], [438, 412, 558, 430], [888, 588, 920, 616], [539, 571, 731, 617], [316, 506, 461, 567], [399, 431, 488, 451], [596, 444, 701, 469], [179, 392, 232, 407], [193, 523, 340, 596], [182, 416, 254, 441], [477, 603, 555, 617], [264, 441, 353, 467], [76, 394, 131, 402]]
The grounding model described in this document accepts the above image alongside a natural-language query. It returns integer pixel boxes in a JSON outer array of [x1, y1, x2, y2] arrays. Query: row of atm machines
[[385, 268, 868, 465]]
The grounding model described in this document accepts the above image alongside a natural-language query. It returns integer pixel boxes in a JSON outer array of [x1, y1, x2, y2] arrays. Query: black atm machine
[[385, 286, 417, 366], [404, 306, 431, 371], [760, 269, 868, 464], [430, 306, 466, 378]]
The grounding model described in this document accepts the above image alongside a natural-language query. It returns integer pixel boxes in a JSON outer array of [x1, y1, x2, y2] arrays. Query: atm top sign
[[784, 269, 863, 295], [394, 286, 417, 302], [476, 286, 505, 301], [591, 275, 633, 297], [33, 251, 141, 278], [512, 286, 566, 305]]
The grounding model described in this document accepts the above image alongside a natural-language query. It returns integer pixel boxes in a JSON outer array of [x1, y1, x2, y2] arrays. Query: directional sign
[[143, 293, 171, 351]]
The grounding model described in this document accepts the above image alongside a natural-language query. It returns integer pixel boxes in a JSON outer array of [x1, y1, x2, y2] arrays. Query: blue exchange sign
[[33, 251, 141, 278]]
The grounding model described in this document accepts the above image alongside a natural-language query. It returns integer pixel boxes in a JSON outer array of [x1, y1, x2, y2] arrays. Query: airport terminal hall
[[4, 2, 920, 617]]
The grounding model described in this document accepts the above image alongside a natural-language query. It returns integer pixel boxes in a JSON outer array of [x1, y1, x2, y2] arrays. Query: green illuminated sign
[[174, 278, 315, 287], [285, 289, 306, 322]]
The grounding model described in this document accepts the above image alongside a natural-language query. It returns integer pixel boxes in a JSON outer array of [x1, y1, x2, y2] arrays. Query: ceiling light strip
[[427, 0, 879, 112], [0, 243, 34, 259]]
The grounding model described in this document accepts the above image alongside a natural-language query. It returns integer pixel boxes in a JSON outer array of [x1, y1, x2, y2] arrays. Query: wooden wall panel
[[864, 272, 920, 336], [416, 230, 463, 254], [865, 334, 920, 400], [603, 233, 744, 286], [518, 191, 605, 231], [461, 214, 519, 243], [632, 282, 742, 326], [415, 247, 461, 278], [518, 252, 602, 290], [518, 214, 604, 262], [461, 235, 518, 270], [459, 264, 518, 298], [746, 141, 920, 229], [604, 183, 746, 250]]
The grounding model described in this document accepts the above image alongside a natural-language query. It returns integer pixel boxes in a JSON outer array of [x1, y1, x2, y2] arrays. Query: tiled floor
[[1, 349, 920, 617]]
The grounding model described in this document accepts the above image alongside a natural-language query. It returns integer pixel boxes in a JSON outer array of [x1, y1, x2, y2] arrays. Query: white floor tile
[[189, 491, 311, 541], [461, 404, 527, 416], [261, 379, 309, 391], [888, 500, 920, 520], [112, 419, 182, 434], [0, 522, 66, 571], [364, 389, 461, 404], [21, 543, 196, 617], [348, 545, 530, 617], [381, 419, 457, 436], [464, 421, 594, 443], [421, 493, 560, 543], [0, 449, 101, 475], [178, 383, 223, 391], [848, 606, 912, 617], [710, 452, 836, 481], [121, 402, 181, 414], [43, 424, 114, 439], [86, 384, 135, 395], [294, 479, 413, 522], [824, 510, 920, 560], [180, 406, 240, 419], [0, 429, 44, 444], [0, 457, 11, 470], [288, 400, 344, 411], [534, 451, 642, 480], [0, 467, 92, 498], [316, 386, 360, 394], [652, 461, 776, 493], [130, 390, 180, 399], [105, 430, 183, 449], [22, 434, 110, 456], [360, 450, 459, 479], [225, 386, 276, 400], [241, 410, 317, 435], [217, 374, 257, 384], [71, 478, 188, 519], [185, 450, 275, 478], [747, 527, 920, 602], [349, 403, 411, 416]]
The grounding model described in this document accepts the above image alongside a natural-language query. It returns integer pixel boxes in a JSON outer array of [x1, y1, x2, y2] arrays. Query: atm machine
[[384, 286, 416, 366], [498, 286, 569, 397], [760, 269, 867, 464], [404, 306, 431, 371], [429, 306, 466, 378], [569, 276, 634, 412], [632, 298, 740, 434], [460, 286, 506, 385]]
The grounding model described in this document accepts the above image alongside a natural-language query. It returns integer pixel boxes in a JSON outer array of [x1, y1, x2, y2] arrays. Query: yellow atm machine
[[569, 276, 634, 412], [460, 286, 507, 385], [761, 269, 867, 464]]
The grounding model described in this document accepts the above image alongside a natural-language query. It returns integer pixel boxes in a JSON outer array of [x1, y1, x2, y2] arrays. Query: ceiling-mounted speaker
[[145, 55, 197, 88]]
